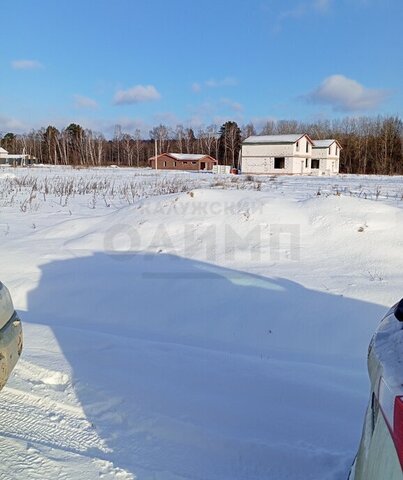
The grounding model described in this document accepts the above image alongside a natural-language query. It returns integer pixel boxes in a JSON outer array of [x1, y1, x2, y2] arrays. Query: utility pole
[[155, 138, 158, 171]]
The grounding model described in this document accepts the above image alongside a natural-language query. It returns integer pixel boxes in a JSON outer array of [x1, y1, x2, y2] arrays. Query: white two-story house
[[241, 134, 315, 175], [240, 134, 341, 175]]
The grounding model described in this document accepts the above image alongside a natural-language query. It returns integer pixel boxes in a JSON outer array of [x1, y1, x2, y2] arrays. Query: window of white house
[[335, 146, 338, 155], [274, 157, 285, 169], [305, 158, 310, 168], [296, 141, 299, 151], [306, 141, 309, 153], [311, 159, 320, 169], [328, 147, 331, 154]]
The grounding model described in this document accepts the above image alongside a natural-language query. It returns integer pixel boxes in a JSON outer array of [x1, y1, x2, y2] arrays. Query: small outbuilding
[[0, 147, 38, 166], [149, 153, 217, 171]]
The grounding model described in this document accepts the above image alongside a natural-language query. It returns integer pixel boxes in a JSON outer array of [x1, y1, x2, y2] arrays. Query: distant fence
[[212, 165, 231, 175]]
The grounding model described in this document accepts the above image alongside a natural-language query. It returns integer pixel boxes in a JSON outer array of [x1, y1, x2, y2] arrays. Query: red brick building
[[149, 153, 218, 171]]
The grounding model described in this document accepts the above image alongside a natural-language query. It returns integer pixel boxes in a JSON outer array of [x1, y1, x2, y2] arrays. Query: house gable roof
[[150, 153, 216, 162], [243, 134, 314, 145], [166, 153, 212, 161], [0, 147, 8, 154], [312, 139, 342, 149]]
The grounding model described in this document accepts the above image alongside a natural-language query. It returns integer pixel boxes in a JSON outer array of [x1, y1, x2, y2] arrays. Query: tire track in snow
[[0, 386, 106, 454], [0, 360, 134, 479], [0, 437, 133, 480]]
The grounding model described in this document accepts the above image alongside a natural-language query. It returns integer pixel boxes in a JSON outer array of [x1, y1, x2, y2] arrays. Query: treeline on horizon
[[1, 115, 402, 175]]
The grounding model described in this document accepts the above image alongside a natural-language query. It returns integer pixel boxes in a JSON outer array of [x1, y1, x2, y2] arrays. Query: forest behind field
[[1, 115, 402, 175]]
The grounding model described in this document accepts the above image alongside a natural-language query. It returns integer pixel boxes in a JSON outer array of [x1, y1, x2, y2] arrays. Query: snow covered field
[[0, 166, 402, 479]]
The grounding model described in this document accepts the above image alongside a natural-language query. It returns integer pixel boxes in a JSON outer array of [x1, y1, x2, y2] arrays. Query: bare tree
[[219, 121, 241, 165], [197, 124, 218, 156], [133, 129, 144, 167], [121, 133, 134, 166], [174, 124, 185, 153], [149, 124, 171, 154], [241, 123, 256, 140]]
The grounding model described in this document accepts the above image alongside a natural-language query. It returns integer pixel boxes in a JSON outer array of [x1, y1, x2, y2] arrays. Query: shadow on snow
[[25, 253, 385, 480]]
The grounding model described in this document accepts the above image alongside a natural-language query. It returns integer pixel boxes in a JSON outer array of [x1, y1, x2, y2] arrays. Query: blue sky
[[1, 0, 402, 136]]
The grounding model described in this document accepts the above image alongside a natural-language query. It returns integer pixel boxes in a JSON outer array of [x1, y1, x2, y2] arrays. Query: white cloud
[[313, 0, 331, 12], [87, 118, 150, 137], [153, 112, 180, 125], [11, 59, 43, 70], [189, 98, 243, 119], [113, 85, 161, 105], [73, 95, 99, 109], [187, 116, 205, 129], [212, 113, 244, 126], [187, 99, 244, 127], [220, 98, 243, 112], [192, 77, 238, 93], [0, 115, 27, 133], [278, 3, 307, 21], [205, 77, 238, 88], [51, 117, 150, 138], [273, 0, 332, 32], [306, 74, 389, 111]]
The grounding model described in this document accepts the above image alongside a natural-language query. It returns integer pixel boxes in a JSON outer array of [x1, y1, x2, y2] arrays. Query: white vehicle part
[[0, 313, 23, 390], [0, 282, 14, 330]]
